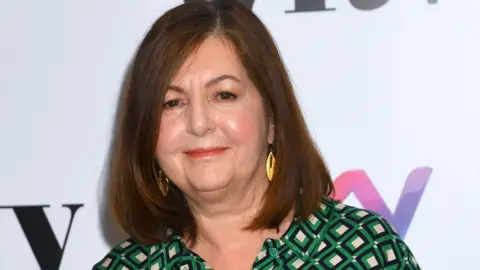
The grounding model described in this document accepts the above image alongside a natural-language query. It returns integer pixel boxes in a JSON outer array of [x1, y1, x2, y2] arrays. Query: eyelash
[[162, 91, 238, 109], [216, 91, 237, 100], [163, 100, 180, 109]]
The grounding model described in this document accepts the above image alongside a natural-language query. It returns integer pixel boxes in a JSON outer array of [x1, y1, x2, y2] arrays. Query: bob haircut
[[109, 0, 334, 245]]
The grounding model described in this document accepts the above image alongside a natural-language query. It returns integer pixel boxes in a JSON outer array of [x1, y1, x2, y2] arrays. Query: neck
[[184, 172, 272, 250]]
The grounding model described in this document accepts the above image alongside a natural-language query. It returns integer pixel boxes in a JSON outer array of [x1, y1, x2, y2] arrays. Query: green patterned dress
[[93, 199, 420, 269]]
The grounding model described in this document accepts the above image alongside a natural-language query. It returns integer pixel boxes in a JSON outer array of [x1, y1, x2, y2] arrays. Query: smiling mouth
[[184, 147, 229, 159]]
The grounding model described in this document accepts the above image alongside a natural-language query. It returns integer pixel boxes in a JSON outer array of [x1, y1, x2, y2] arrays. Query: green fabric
[[93, 199, 420, 269]]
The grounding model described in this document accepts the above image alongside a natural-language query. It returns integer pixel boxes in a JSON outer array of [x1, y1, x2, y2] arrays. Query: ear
[[267, 117, 275, 145]]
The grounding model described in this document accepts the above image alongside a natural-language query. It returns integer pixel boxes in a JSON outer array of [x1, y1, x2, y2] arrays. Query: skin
[[155, 37, 291, 269]]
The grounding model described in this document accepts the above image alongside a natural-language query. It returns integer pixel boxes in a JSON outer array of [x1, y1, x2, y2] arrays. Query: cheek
[[221, 107, 267, 144], [156, 117, 185, 154]]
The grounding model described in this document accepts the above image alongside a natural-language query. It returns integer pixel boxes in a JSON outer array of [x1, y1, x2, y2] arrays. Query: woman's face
[[155, 37, 274, 197]]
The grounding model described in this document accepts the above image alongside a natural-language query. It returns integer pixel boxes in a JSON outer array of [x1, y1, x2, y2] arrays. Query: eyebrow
[[167, 74, 241, 92]]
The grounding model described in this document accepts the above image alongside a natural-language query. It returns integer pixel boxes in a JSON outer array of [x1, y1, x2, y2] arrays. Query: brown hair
[[109, 0, 334, 245]]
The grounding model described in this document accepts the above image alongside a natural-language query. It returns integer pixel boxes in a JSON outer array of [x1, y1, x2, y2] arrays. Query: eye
[[216, 91, 237, 100], [163, 99, 180, 108]]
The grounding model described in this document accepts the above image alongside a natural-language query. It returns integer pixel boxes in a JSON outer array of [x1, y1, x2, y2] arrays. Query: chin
[[188, 177, 232, 193], [184, 166, 230, 187]]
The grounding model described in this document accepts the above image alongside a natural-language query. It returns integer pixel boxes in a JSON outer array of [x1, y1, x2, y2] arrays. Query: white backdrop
[[1, 0, 479, 269]]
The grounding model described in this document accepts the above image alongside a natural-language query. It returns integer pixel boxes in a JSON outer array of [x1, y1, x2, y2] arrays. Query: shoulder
[[91, 238, 168, 270], [303, 199, 421, 269], [321, 199, 403, 244]]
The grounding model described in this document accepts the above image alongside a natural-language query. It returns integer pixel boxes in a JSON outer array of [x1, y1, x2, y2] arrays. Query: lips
[[184, 147, 229, 159]]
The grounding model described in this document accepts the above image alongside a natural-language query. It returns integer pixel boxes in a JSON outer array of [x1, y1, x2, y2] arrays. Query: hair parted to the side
[[108, 0, 334, 245]]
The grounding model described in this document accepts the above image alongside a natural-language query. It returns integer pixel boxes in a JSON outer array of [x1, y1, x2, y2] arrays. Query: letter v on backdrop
[[333, 167, 432, 239]]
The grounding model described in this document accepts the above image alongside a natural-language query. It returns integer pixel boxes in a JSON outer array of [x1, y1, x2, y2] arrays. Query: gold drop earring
[[266, 145, 275, 181], [157, 169, 169, 196]]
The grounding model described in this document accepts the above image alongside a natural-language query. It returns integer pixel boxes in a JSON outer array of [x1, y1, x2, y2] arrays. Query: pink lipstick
[[184, 147, 228, 159]]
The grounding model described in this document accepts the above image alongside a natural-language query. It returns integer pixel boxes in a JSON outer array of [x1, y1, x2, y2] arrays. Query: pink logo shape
[[333, 167, 432, 238]]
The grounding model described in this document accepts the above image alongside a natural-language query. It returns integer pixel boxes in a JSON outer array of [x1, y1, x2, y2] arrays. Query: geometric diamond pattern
[[92, 198, 421, 269]]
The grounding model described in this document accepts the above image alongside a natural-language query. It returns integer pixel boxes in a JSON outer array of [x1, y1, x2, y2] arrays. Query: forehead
[[171, 37, 246, 84]]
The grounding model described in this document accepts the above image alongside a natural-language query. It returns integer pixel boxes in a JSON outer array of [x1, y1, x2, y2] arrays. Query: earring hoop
[[266, 146, 275, 181]]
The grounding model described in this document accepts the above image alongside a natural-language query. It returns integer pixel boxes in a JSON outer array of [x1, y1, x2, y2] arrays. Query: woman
[[93, 1, 420, 269]]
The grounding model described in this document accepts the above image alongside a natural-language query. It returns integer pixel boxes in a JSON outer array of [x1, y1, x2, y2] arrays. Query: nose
[[186, 99, 215, 136]]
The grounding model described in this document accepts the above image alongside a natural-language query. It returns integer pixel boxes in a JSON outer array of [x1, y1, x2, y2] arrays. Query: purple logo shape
[[333, 167, 432, 238]]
